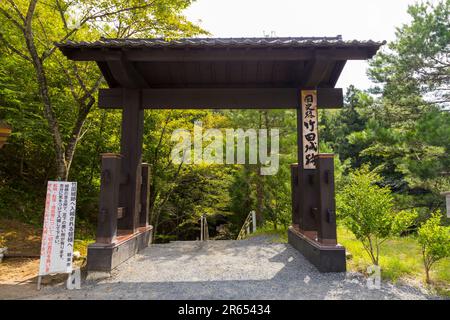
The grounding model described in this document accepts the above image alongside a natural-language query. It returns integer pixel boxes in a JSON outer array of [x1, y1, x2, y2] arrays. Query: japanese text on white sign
[[39, 181, 77, 276]]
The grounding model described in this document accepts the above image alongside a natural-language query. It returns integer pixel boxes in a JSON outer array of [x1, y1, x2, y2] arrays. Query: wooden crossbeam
[[98, 88, 343, 109]]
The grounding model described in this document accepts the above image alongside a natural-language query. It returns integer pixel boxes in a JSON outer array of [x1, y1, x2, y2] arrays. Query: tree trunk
[[19, 1, 100, 181], [425, 266, 430, 284], [89, 111, 107, 184], [255, 166, 264, 226], [24, 0, 66, 180], [63, 99, 96, 180]]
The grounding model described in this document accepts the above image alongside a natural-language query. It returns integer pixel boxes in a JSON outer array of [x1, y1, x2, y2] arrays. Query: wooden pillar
[[295, 90, 319, 237], [118, 89, 143, 232], [317, 154, 338, 245], [139, 163, 151, 227], [96, 153, 122, 244], [290, 163, 300, 227], [288, 89, 346, 273]]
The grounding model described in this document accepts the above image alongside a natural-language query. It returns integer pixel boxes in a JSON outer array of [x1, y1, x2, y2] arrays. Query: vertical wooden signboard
[[301, 90, 319, 169]]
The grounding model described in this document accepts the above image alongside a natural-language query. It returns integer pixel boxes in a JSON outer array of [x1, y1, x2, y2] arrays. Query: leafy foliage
[[369, 0, 450, 107], [321, 1, 450, 223], [337, 166, 417, 265], [417, 210, 450, 283]]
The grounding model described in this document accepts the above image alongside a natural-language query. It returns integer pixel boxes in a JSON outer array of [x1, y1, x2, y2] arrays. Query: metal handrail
[[237, 210, 256, 240]]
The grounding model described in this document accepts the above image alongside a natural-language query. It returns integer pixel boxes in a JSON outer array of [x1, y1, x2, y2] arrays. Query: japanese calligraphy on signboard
[[301, 90, 319, 169], [39, 181, 77, 276]]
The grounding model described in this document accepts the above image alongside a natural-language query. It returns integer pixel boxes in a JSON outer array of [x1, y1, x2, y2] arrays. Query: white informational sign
[[301, 90, 319, 169], [39, 181, 77, 276]]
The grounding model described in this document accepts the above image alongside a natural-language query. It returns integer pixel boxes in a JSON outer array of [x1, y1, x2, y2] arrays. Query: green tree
[[143, 109, 233, 241], [335, 0, 450, 216], [0, 0, 204, 180], [369, 0, 449, 107], [320, 85, 372, 168], [417, 210, 450, 283], [337, 166, 417, 265], [225, 109, 297, 232]]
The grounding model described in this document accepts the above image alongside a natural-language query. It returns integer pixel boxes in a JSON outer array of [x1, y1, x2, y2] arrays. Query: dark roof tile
[[56, 36, 386, 49]]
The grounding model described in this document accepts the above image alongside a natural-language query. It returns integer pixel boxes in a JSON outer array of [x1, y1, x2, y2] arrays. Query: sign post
[[38, 181, 77, 290]]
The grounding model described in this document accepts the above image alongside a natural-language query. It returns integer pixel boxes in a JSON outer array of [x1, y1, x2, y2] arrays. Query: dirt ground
[[0, 219, 71, 299], [0, 258, 41, 299], [0, 219, 42, 256], [0, 218, 42, 296], [0, 258, 39, 284]]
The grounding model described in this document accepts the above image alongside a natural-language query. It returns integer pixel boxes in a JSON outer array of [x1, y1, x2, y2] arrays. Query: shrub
[[337, 166, 417, 266], [417, 211, 450, 284]]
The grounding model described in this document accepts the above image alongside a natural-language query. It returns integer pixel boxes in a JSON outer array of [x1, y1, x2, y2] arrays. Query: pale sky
[[184, 0, 431, 91]]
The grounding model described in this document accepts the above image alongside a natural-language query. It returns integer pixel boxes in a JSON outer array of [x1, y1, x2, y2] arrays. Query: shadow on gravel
[[136, 240, 291, 262], [28, 241, 437, 300]]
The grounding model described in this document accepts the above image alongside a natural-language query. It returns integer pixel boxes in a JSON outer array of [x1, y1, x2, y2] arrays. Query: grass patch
[[246, 223, 288, 243], [337, 225, 450, 296], [74, 239, 95, 257]]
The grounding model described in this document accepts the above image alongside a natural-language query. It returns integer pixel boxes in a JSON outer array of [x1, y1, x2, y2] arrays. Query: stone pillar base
[[87, 225, 153, 273], [288, 226, 346, 272]]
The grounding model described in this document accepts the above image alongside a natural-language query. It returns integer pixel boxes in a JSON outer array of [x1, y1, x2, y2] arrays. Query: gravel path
[[35, 237, 438, 300]]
